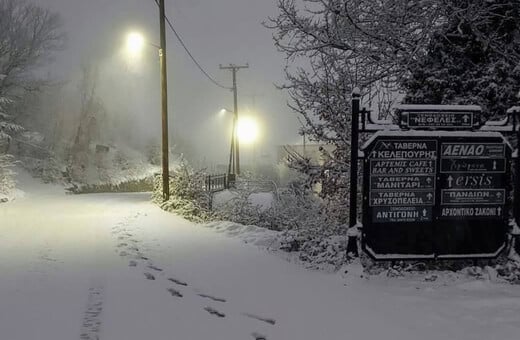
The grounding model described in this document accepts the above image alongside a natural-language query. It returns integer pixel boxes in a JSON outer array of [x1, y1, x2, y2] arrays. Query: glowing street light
[[237, 117, 258, 145], [125, 32, 145, 57]]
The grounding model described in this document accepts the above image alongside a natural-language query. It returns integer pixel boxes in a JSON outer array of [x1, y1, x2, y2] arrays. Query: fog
[[31, 0, 300, 169]]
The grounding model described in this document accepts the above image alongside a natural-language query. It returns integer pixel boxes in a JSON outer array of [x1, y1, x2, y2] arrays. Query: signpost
[[361, 131, 511, 260], [397, 105, 482, 130]]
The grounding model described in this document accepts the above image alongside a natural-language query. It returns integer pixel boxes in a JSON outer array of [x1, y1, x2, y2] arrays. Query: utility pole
[[159, 0, 170, 201], [220, 64, 248, 175]]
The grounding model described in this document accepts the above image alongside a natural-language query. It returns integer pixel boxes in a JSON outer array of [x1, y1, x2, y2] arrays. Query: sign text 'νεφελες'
[[404, 112, 474, 128]]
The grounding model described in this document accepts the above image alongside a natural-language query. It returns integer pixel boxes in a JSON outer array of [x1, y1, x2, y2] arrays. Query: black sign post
[[346, 89, 361, 257]]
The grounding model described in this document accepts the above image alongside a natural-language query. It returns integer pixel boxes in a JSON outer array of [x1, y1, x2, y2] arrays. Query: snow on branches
[[403, 0, 520, 118], [266, 0, 441, 214]]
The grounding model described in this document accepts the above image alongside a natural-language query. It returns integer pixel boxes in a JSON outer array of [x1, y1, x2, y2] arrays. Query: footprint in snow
[[204, 306, 225, 318], [119, 251, 128, 257], [128, 246, 139, 252], [117, 243, 127, 248], [168, 278, 188, 286], [251, 332, 267, 340], [144, 272, 155, 280], [242, 313, 276, 325], [197, 293, 226, 303], [167, 288, 183, 297], [129, 260, 137, 267], [147, 265, 163, 272]]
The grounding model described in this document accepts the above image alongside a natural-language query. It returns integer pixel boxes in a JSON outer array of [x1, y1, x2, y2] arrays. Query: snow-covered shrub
[[0, 96, 20, 201], [69, 176, 153, 194], [0, 153, 15, 201], [19, 156, 68, 184], [152, 160, 213, 223], [217, 177, 350, 269]]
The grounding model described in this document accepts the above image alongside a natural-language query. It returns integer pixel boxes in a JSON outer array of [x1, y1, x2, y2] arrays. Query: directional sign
[[440, 158, 506, 173], [370, 175, 435, 190], [362, 132, 510, 260], [440, 205, 504, 219], [370, 140, 437, 158], [402, 111, 475, 129], [370, 159, 436, 175], [366, 139, 437, 223], [438, 139, 508, 224], [370, 190, 434, 206], [441, 189, 506, 205], [372, 206, 432, 223], [442, 173, 503, 189], [441, 143, 505, 159]]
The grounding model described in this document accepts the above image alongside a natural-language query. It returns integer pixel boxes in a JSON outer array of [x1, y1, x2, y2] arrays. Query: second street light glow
[[237, 117, 258, 144]]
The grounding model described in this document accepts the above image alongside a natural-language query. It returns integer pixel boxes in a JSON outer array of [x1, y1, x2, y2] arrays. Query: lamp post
[[124, 2, 170, 201], [158, 0, 170, 201]]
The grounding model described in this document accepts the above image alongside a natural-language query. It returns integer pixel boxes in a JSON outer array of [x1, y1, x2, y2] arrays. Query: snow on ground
[[1, 172, 520, 340]]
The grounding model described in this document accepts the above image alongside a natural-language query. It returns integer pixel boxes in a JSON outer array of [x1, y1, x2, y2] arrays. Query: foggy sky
[[32, 0, 301, 166]]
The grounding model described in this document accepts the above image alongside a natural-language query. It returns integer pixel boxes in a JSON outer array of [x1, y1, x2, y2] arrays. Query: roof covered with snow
[[395, 104, 482, 111]]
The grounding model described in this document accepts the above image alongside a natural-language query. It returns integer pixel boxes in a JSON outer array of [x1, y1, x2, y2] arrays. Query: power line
[[152, 0, 232, 90]]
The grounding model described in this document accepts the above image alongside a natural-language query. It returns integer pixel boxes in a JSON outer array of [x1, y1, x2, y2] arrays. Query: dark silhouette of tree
[[403, 0, 520, 119]]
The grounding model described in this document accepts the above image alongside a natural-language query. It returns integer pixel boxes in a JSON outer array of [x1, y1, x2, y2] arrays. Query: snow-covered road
[[1, 176, 520, 340]]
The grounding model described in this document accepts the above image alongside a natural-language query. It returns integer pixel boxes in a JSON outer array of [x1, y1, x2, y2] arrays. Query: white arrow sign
[[447, 175, 453, 188]]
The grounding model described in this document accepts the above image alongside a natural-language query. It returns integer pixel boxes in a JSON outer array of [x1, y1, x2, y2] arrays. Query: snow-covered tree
[[267, 0, 441, 220], [0, 0, 64, 189], [0, 96, 23, 143], [403, 0, 520, 118], [0, 0, 65, 97], [0, 95, 21, 199]]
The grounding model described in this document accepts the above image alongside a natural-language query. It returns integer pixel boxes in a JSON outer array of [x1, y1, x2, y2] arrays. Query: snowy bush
[[217, 177, 350, 270], [152, 160, 214, 223], [0, 153, 15, 201], [69, 176, 153, 194]]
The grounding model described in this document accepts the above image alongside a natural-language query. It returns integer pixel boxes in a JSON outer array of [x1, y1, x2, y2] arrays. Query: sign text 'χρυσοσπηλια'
[[370, 190, 434, 207]]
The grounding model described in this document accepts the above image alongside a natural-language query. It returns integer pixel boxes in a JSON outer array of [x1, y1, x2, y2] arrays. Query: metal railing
[[204, 173, 229, 193]]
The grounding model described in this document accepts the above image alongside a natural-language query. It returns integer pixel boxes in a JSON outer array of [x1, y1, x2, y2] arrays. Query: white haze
[[31, 0, 301, 168]]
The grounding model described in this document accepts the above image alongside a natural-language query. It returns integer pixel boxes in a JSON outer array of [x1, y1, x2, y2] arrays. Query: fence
[[204, 174, 229, 193]]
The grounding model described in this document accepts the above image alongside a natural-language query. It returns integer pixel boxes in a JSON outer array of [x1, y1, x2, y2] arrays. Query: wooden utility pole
[[159, 0, 170, 200], [220, 64, 248, 175]]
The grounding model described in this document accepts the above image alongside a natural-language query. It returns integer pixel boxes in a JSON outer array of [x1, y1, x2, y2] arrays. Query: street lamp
[[124, 22, 170, 201], [219, 109, 259, 176], [126, 32, 145, 57], [237, 117, 259, 145]]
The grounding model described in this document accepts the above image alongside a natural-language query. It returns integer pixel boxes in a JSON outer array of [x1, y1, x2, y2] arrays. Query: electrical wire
[[153, 0, 232, 90]]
